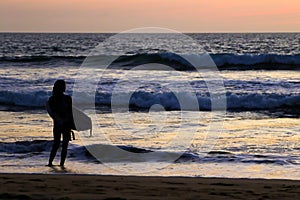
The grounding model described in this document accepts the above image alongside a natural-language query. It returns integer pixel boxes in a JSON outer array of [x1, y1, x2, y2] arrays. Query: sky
[[1, 0, 300, 33]]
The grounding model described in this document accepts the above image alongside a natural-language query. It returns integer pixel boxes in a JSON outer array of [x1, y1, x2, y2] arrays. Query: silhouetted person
[[47, 80, 72, 167]]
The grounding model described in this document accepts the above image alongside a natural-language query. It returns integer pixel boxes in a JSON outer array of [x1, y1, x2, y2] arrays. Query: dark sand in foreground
[[1, 173, 300, 200]]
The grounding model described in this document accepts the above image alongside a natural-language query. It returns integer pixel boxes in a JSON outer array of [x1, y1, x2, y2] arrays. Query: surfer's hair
[[53, 80, 66, 96]]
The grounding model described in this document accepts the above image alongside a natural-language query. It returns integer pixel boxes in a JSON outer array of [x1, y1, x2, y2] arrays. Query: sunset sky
[[1, 0, 300, 32]]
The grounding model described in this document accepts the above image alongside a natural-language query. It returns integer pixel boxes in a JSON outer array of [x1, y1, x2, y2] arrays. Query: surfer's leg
[[48, 131, 61, 166], [60, 131, 70, 166]]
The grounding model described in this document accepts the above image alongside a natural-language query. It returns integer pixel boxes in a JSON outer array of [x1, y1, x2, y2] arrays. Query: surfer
[[47, 80, 72, 167]]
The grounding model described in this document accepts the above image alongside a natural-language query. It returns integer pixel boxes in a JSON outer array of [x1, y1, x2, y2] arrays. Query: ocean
[[0, 32, 299, 179]]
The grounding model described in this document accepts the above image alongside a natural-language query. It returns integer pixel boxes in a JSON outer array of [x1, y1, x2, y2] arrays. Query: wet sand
[[1, 173, 300, 199]]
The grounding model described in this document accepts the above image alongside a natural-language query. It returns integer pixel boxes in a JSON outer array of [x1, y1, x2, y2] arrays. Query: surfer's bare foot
[[60, 164, 66, 169], [46, 163, 53, 167]]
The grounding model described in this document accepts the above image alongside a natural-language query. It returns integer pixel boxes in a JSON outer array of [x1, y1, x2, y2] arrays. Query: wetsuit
[[48, 94, 72, 166]]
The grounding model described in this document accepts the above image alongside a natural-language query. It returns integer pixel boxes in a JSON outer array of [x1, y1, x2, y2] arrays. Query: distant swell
[[112, 53, 300, 70], [0, 56, 85, 66], [1, 53, 300, 70], [211, 54, 300, 70]]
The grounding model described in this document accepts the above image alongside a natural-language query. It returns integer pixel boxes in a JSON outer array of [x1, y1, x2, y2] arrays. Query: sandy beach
[[1, 173, 300, 200]]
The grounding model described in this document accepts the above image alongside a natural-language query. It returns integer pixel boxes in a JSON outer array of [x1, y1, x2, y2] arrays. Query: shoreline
[[1, 173, 300, 199]]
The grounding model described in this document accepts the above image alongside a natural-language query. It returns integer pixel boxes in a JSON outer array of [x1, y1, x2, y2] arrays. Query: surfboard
[[72, 106, 92, 136], [46, 101, 92, 136]]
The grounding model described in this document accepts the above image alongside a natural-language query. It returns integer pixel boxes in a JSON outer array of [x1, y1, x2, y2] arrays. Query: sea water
[[0, 33, 299, 179]]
